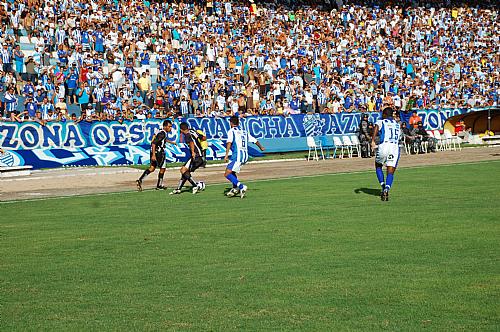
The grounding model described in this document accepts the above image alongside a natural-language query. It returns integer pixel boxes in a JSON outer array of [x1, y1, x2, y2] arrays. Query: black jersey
[[151, 129, 168, 153], [183, 129, 204, 158]]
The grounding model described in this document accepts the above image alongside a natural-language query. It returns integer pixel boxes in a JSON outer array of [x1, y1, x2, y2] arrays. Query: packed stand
[[0, 0, 498, 124]]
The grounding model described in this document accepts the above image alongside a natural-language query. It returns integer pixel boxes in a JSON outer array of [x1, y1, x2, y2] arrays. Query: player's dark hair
[[230, 116, 239, 126], [382, 107, 394, 119], [180, 122, 189, 131], [163, 120, 172, 127]]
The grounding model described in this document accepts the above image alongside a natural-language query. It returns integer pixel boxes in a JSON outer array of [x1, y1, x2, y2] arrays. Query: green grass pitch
[[1, 161, 499, 331]]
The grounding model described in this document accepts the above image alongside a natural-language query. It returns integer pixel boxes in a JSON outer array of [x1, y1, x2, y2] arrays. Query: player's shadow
[[354, 188, 381, 197]]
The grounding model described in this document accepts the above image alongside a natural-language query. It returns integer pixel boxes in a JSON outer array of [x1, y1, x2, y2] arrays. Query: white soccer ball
[[197, 181, 206, 191]]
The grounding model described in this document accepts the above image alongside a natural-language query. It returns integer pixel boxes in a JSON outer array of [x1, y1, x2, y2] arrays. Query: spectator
[[0, 0, 497, 123], [409, 111, 423, 129]]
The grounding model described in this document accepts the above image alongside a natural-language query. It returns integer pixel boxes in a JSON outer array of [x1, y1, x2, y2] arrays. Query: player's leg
[[156, 154, 167, 190], [374, 144, 388, 200], [171, 159, 199, 194], [384, 166, 396, 195], [188, 157, 204, 194], [374, 145, 385, 190], [137, 160, 156, 191], [224, 162, 247, 198], [382, 146, 400, 201], [375, 162, 385, 189], [157, 168, 166, 190], [170, 165, 189, 194], [225, 162, 241, 197]]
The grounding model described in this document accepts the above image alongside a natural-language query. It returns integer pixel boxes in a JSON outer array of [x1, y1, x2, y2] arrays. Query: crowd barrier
[[0, 109, 471, 168]]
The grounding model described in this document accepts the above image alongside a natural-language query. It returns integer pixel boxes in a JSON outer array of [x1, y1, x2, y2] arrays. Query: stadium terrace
[[0, 0, 497, 124]]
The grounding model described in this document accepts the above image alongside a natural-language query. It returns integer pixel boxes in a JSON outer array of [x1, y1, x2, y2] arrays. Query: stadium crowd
[[0, 0, 498, 124]]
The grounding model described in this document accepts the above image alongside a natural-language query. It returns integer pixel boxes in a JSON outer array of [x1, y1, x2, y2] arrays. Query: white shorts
[[376, 143, 400, 168], [227, 160, 243, 173]]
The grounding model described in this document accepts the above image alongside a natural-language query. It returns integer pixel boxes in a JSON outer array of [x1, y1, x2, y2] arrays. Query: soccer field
[[1, 161, 499, 331]]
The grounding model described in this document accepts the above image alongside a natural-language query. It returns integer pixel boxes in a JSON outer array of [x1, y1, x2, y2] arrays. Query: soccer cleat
[[155, 186, 167, 190], [240, 185, 248, 199], [192, 186, 199, 195], [169, 189, 181, 195], [136, 180, 143, 192], [381, 189, 389, 201], [226, 188, 239, 197]]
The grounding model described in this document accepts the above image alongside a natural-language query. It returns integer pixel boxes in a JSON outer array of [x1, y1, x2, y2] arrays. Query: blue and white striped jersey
[[227, 127, 257, 164], [376, 118, 401, 145], [93, 87, 104, 102]]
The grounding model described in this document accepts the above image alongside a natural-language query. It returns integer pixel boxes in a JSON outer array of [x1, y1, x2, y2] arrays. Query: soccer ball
[[197, 181, 206, 191]]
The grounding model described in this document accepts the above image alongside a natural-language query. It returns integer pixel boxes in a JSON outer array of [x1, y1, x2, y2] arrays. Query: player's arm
[[150, 142, 157, 161], [189, 141, 196, 159], [371, 125, 379, 152], [150, 133, 160, 161], [249, 134, 265, 152], [224, 129, 234, 162], [255, 141, 265, 152], [224, 141, 232, 162]]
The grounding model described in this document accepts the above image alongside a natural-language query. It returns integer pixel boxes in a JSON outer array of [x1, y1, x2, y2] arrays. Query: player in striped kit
[[371, 107, 401, 201], [224, 116, 265, 198]]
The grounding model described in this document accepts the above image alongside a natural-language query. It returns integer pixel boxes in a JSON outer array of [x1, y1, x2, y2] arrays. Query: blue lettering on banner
[[19, 125, 39, 149], [63, 123, 85, 148], [128, 123, 145, 145], [111, 124, 128, 146], [90, 125, 112, 146], [0, 109, 476, 169], [42, 123, 62, 148], [0, 123, 19, 149]]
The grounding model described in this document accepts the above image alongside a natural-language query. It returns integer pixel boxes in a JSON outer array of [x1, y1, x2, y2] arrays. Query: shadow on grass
[[354, 187, 381, 197]]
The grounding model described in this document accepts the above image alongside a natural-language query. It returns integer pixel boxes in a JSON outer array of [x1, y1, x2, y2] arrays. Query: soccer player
[[224, 116, 265, 198], [136, 120, 176, 191], [371, 107, 401, 201], [170, 122, 206, 195]]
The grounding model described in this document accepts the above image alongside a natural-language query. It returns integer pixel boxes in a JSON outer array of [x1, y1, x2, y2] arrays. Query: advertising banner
[[0, 109, 471, 168]]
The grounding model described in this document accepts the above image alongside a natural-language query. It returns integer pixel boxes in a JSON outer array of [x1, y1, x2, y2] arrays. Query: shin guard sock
[[226, 173, 241, 188], [139, 169, 151, 182], [376, 167, 385, 187], [183, 172, 197, 187], [157, 173, 164, 187], [385, 173, 394, 191]]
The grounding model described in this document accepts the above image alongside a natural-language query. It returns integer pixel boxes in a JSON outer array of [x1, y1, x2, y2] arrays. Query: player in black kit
[[170, 122, 206, 195], [136, 120, 177, 191]]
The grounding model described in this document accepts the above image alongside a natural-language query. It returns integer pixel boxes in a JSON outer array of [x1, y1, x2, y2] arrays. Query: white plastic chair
[[349, 135, 362, 158], [307, 136, 324, 161], [341, 136, 358, 158], [433, 130, 448, 151], [332, 136, 347, 159], [443, 129, 462, 151]]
